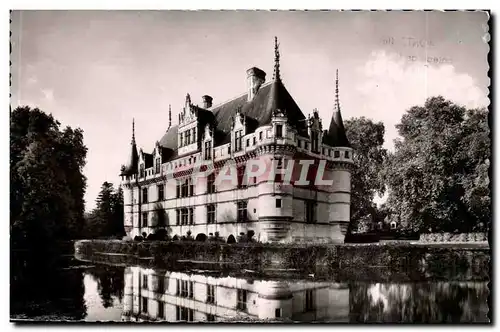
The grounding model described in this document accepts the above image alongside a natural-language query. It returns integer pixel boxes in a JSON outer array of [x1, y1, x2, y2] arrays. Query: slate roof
[[325, 109, 350, 147], [150, 73, 350, 165], [158, 78, 309, 156]]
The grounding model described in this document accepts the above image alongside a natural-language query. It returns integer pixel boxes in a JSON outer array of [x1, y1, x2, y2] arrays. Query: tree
[[10, 106, 88, 249], [383, 97, 490, 233], [344, 117, 388, 234], [85, 182, 125, 238]]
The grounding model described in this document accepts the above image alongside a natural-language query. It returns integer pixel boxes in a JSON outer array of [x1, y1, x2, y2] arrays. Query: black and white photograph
[[9, 9, 491, 324]]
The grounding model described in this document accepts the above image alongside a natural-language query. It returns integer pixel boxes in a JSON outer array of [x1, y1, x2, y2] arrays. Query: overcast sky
[[10, 10, 490, 211]]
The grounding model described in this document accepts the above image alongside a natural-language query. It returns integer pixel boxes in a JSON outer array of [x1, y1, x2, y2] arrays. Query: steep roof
[[158, 79, 308, 153], [121, 120, 139, 176], [324, 70, 350, 148]]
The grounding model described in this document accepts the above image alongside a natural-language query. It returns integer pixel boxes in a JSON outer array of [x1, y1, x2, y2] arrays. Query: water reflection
[[119, 266, 488, 323], [349, 282, 489, 323], [11, 259, 489, 323]]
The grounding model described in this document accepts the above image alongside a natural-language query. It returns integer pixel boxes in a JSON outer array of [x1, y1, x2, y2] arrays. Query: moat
[[11, 250, 489, 323]]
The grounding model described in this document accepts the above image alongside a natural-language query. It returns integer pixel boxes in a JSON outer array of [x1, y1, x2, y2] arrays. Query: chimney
[[246, 67, 266, 101], [202, 95, 213, 108]]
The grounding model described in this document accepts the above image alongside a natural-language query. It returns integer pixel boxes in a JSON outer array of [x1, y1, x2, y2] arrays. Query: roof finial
[[168, 104, 172, 129], [132, 118, 136, 144], [273, 36, 281, 81], [335, 69, 340, 111]]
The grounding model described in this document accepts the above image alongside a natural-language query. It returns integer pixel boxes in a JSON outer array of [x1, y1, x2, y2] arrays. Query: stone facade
[[120, 38, 353, 243]]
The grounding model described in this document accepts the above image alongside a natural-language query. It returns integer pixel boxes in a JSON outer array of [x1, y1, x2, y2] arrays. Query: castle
[[120, 38, 353, 243]]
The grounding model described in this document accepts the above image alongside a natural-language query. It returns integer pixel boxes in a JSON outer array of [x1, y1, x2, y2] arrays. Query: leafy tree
[[10, 106, 87, 249], [383, 97, 490, 233], [344, 117, 388, 234]]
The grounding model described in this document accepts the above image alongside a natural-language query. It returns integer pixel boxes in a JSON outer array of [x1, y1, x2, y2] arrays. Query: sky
[[10, 10, 490, 211]]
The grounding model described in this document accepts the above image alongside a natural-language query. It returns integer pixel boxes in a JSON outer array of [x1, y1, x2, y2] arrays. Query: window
[[189, 208, 194, 225], [142, 297, 148, 313], [305, 290, 314, 311], [276, 124, 283, 138], [189, 178, 194, 196], [246, 138, 250, 147], [180, 133, 184, 147], [155, 158, 161, 174], [237, 201, 247, 222], [259, 132, 263, 140], [178, 280, 193, 298], [158, 301, 164, 319], [322, 148, 325, 155], [237, 166, 246, 189], [207, 204, 216, 224], [176, 306, 193, 321], [305, 201, 316, 223], [345, 151, 350, 158], [275, 308, 281, 318], [311, 132, 319, 153], [205, 141, 212, 160], [181, 208, 188, 225], [207, 173, 216, 194], [140, 164, 145, 178], [304, 142, 309, 150], [237, 289, 247, 311], [253, 137, 256, 145], [298, 140, 301, 148], [185, 130, 191, 145], [189, 281, 193, 298], [207, 284, 216, 304], [228, 146, 231, 154], [328, 149, 331, 157], [207, 314, 216, 322], [334, 150, 340, 158], [157, 277, 165, 293], [274, 173, 283, 183], [276, 158, 284, 169], [234, 130, 243, 152], [142, 188, 148, 203], [181, 179, 189, 197], [180, 280, 188, 297], [142, 212, 148, 227], [157, 184, 164, 201], [176, 209, 180, 226], [142, 274, 148, 289], [276, 199, 282, 208], [176, 182, 180, 198]]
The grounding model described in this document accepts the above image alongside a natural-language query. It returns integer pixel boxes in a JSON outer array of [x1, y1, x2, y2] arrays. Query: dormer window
[[180, 133, 184, 147], [140, 164, 145, 178], [334, 150, 340, 158], [345, 151, 350, 159], [204, 141, 212, 160], [186, 130, 191, 145], [234, 130, 243, 152], [155, 158, 160, 174], [192, 127, 196, 142], [275, 124, 283, 138], [311, 132, 319, 153]]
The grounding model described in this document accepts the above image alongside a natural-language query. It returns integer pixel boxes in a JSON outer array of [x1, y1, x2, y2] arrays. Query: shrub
[[154, 229, 170, 241], [186, 230, 194, 241], [237, 232, 247, 243], [247, 230, 256, 242], [122, 236, 133, 242], [134, 236, 143, 242]]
